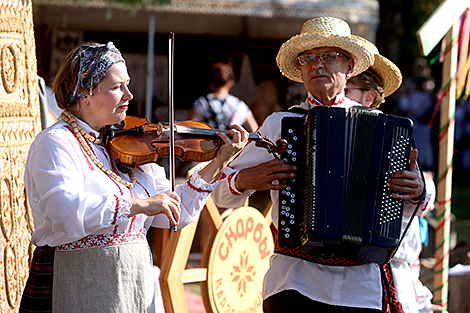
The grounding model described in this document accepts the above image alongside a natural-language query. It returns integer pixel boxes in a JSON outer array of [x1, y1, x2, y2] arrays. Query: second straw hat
[[369, 54, 403, 97]]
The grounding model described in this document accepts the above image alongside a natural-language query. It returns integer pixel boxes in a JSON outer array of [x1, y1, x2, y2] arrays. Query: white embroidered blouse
[[24, 116, 230, 249]]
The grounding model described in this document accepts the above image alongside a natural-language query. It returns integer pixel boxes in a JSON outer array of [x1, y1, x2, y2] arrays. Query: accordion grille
[[343, 111, 379, 243]]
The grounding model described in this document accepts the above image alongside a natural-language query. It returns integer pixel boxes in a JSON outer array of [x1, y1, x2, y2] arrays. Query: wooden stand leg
[[159, 217, 199, 313]]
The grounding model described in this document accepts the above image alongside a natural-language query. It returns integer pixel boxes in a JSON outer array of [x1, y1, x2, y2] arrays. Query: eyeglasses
[[344, 87, 370, 94], [297, 51, 346, 66]]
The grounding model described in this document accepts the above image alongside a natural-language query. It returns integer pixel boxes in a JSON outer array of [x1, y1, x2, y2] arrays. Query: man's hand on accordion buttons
[[386, 148, 424, 201], [235, 159, 297, 192]]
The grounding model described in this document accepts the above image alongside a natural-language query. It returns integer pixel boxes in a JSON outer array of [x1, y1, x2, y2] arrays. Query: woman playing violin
[[19, 42, 248, 313]]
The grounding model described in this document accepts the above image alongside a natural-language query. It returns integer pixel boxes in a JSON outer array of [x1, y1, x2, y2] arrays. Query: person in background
[[189, 61, 259, 133], [345, 54, 441, 313], [19, 42, 248, 313], [211, 16, 431, 312], [396, 58, 436, 172], [345, 54, 401, 109]]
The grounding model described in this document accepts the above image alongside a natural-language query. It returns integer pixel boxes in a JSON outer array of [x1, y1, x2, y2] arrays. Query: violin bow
[[168, 32, 177, 232]]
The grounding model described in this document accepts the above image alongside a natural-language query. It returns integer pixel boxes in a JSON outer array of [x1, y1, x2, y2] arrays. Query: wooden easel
[[158, 195, 273, 313]]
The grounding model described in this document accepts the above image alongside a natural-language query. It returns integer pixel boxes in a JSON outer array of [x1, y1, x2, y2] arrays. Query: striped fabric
[[19, 245, 55, 313], [381, 263, 405, 313], [275, 245, 368, 266]]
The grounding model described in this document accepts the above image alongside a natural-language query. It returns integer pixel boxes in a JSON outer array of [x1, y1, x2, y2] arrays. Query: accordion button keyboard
[[277, 107, 414, 263], [278, 116, 306, 248]]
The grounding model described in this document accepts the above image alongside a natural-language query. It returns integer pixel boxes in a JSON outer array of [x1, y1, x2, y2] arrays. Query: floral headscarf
[[69, 42, 125, 103]]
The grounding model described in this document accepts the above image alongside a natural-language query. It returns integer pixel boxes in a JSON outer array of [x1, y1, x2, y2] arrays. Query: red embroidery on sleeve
[[228, 172, 243, 196], [112, 194, 120, 225], [187, 179, 211, 193]]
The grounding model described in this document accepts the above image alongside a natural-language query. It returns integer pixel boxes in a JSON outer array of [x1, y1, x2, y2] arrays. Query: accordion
[[278, 106, 414, 264]]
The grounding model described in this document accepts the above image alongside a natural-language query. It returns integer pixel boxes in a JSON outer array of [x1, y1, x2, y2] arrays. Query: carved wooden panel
[[0, 1, 40, 312]]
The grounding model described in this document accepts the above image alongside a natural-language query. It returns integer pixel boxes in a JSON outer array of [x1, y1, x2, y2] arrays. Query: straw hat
[[276, 17, 377, 82], [369, 54, 402, 97]]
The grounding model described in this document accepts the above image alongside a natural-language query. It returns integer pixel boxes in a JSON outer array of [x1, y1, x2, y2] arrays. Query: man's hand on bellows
[[387, 148, 424, 201], [235, 159, 297, 192]]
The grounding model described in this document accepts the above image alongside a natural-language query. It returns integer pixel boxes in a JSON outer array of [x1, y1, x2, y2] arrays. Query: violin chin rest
[[115, 161, 134, 173], [111, 120, 125, 131]]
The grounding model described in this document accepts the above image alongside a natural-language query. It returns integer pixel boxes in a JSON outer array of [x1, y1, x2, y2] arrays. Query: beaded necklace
[[60, 110, 136, 188]]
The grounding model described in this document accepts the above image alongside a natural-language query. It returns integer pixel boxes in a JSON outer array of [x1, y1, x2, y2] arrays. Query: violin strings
[[60, 110, 136, 188], [174, 125, 222, 138]]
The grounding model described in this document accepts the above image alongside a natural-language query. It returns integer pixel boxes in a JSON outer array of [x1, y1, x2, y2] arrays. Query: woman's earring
[[85, 101, 89, 106]]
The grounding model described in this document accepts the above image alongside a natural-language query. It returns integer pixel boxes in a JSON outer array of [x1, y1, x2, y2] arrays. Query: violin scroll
[[275, 138, 289, 155], [253, 135, 288, 158]]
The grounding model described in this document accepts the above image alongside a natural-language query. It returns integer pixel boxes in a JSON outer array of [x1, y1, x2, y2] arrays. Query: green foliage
[[34, 0, 171, 19], [411, 0, 442, 28], [104, 0, 171, 11], [411, 0, 442, 14], [407, 0, 442, 62], [109, 0, 170, 5], [376, 0, 442, 78], [34, 0, 171, 11], [452, 186, 470, 220]]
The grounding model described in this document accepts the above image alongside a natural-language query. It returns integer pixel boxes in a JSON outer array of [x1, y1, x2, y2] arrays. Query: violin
[[106, 115, 288, 168]]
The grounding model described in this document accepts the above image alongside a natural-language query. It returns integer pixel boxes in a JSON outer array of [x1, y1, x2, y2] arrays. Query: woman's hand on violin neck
[[129, 192, 181, 225], [216, 124, 249, 164], [199, 124, 249, 184]]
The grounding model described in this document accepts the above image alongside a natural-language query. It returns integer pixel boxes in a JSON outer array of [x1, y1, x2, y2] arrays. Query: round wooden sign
[[201, 207, 274, 313]]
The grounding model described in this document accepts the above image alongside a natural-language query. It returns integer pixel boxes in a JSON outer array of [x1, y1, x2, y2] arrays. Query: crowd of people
[[20, 14, 450, 313]]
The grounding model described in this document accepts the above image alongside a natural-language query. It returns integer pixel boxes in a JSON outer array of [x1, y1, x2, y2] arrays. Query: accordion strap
[[271, 225, 368, 266], [274, 245, 369, 266]]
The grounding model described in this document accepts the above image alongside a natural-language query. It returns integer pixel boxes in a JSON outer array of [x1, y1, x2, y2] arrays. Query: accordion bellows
[[278, 106, 414, 264]]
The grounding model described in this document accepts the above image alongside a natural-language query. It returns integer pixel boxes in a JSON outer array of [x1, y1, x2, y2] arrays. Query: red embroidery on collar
[[335, 97, 345, 106], [307, 94, 345, 107]]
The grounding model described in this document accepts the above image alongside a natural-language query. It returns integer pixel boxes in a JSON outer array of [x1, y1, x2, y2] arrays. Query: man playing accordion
[[212, 17, 432, 313]]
